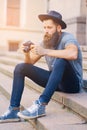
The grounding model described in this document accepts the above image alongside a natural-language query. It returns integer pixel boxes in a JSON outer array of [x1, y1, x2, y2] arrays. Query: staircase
[[0, 47, 87, 130]]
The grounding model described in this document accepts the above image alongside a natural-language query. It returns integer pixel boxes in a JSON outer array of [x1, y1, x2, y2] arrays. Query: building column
[[47, 0, 50, 12], [0, 0, 7, 26], [20, 0, 27, 28]]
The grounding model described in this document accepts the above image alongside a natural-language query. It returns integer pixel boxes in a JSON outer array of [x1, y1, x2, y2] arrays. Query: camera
[[23, 41, 34, 52]]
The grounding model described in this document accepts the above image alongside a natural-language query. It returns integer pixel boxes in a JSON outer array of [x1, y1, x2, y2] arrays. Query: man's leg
[[10, 63, 51, 107], [0, 63, 50, 122], [17, 59, 70, 119], [59, 61, 80, 93], [39, 58, 80, 104], [17, 59, 80, 120]]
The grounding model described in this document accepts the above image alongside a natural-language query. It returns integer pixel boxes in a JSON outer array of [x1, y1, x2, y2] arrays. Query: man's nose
[[44, 28, 49, 33]]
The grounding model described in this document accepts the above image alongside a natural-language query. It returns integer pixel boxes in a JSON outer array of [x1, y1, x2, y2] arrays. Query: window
[[7, 0, 20, 26], [8, 41, 20, 51]]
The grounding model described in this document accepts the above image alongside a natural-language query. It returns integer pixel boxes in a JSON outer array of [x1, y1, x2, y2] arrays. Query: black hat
[[38, 10, 67, 29]]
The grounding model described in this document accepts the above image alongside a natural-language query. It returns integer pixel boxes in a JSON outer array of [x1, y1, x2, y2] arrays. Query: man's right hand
[[18, 41, 34, 54], [23, 41, 34, 52]]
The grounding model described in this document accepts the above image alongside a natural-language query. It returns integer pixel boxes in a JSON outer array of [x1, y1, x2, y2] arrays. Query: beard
[[43, 31, 60, 49]]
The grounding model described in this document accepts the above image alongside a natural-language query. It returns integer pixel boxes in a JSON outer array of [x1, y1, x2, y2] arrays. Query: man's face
[[43, 19, 60, 48], [43, 19, 57, 36]]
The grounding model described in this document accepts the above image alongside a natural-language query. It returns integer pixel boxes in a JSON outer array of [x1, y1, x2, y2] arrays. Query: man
[[0, 10, 83, 122]]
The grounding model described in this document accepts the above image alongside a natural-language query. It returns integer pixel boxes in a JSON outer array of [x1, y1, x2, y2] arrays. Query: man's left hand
[[31, 45, 46, 56]]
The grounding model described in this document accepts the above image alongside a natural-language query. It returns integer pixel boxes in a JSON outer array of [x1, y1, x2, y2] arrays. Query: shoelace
[[27, 102, 40, 113]]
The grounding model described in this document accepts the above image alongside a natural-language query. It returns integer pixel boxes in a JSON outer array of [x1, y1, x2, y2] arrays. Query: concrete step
[[0, 55, 48, 70], [0, 51, 46, 63], [2, 50, 87, 62], [0, 92, 35, 130], [82, 52, 87, 60], [4, 52, 43, 64], [3, 52, 24, 60], [83, 61, 87, 71], [0, 56, 22, 66], [0, 63, 87, 119], [0, 72, 87, 130], [0, 53, 87, 78], [80, 45, 87, 52], [1, 51, 87, 71], [0, 61, 87, 85]]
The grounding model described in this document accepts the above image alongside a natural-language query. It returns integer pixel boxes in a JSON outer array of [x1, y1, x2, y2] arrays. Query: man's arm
[[45, 44, 78, 60], [19, 43, 42, 64], [24, 52, 41, 64], [32, 44, 78, 60]]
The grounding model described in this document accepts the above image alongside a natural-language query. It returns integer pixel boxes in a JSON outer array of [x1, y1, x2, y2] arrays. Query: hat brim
[[38, 14, 67, 29]]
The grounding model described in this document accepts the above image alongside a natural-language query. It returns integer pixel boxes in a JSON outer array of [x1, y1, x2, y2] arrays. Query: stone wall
[[49, 0, 87, 45], [0, 0, 87, 51], [65, 17, 86, 45]]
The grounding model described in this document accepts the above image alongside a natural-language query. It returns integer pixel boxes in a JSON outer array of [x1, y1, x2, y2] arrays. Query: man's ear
[[57, 25, 62, 33]]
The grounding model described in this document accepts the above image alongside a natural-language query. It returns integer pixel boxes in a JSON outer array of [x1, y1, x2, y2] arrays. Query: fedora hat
[[38, 10, 67, 29]]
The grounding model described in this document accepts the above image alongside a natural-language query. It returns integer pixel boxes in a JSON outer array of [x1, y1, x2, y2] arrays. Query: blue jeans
[[10, 59, 80, 107]]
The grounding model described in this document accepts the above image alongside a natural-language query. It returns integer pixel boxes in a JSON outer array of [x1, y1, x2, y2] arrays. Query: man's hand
[[31, 45, 46, 56], [18, 41, 34, 54], [23, 41, 34, 52]]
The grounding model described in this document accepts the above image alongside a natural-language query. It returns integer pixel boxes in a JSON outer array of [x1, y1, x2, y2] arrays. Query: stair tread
[[0, 72, 86, 130], [0, 63, 87, 118], [0, 52, 87, 129], [0, 92, 35, 130], [0, 56, 22, 66], [0, 56, 48, 69]]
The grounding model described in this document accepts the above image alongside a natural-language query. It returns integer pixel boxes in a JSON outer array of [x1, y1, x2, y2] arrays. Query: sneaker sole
[[0, 118, 20, 123], [17, 112, 46, 120]]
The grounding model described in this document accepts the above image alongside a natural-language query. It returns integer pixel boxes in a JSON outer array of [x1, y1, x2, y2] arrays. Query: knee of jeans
[[54, 58, 67, 69], [14, 63, 31, 75], [56, 58, 66, 63]]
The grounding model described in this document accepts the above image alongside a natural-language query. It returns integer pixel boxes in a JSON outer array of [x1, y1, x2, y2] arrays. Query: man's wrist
[[44, 49, 49, 56], [24, 52, 29, 56]]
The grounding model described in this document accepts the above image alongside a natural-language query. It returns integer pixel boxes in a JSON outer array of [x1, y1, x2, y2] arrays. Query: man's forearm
[[44, 48, 78, 60], [24, 51, 42, 64], [24, 53, 32, 64]]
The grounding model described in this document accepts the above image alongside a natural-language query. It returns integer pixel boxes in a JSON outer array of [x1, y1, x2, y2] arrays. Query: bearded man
[[0, 10, 83, 122]]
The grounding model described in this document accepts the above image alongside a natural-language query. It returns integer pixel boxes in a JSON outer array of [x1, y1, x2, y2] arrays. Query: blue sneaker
[[0, 106, 20, 123], [17, 100, 46, 119]]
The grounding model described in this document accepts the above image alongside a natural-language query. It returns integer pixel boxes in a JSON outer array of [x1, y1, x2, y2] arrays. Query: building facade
[[0, 0, 87, 51]]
